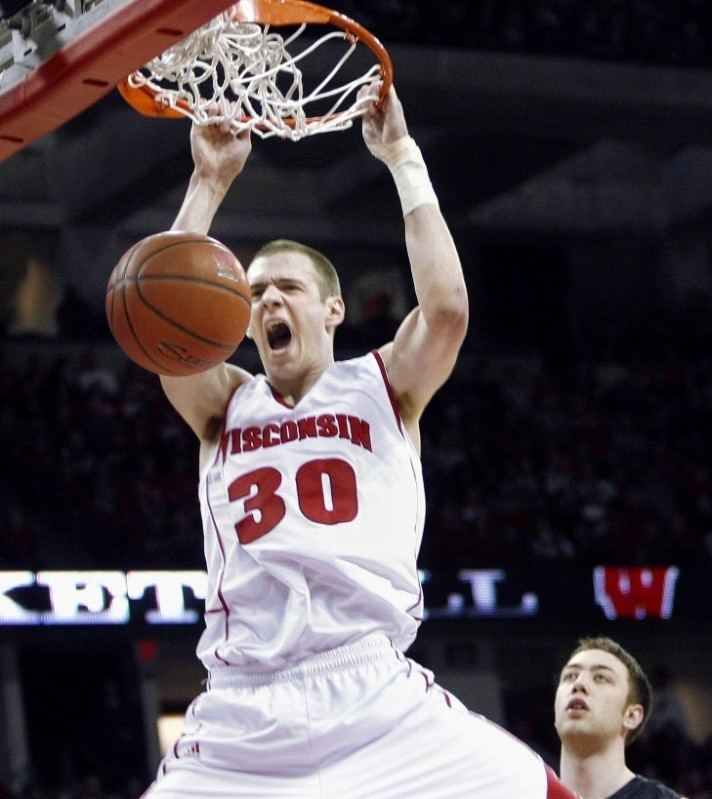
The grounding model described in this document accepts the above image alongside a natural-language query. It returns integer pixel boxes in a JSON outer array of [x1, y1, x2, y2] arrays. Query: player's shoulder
[[332, 350, 401, 399], [612, 776, 684, 799], [161, 361, 253, 441], [331, 350, 384, 378]]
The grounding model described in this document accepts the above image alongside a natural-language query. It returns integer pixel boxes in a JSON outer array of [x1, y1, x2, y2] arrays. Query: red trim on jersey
[[412, 661, 455, 708], [405, 579, 423, 620], [404, 454, 424, 622], [371, 350, 403, 433], [403, 656, 413, 678], [222, 378, 249, 421], [212, 378, 250, 463], [205, 486, 232, 666], [545, 766, 580, 799], [267, 382, 294, 408], [394, 648, 414, 678], [203, 377, 246, 659]]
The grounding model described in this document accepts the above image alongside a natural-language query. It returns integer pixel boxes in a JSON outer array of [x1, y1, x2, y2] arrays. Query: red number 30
[[227, 458, 358, 544]]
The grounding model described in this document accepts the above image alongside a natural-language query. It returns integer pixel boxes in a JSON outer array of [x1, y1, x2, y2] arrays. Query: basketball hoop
[[117, 0, 393, 141]]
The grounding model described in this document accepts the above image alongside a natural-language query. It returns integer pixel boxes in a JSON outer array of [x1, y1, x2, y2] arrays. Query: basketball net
[[118, 1, 392, 140]]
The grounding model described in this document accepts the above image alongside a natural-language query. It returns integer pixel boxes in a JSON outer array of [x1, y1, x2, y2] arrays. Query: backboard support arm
[[0, 0, 238, 163]]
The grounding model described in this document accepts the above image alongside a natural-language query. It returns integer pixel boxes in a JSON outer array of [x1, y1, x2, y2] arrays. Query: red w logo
[[593, 566, 679, 619]]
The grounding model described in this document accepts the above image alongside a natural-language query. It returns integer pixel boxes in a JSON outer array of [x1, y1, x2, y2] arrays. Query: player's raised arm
[[361, 85, 469, 437], [172, 121, 252, 235], [160, 122, 253, 441]]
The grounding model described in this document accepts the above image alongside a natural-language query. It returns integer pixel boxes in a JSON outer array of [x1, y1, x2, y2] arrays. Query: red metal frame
[[0, 0, 238, 163]]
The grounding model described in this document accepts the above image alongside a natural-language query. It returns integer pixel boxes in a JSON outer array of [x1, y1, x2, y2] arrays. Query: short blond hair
[[250, 239, 341, 301]]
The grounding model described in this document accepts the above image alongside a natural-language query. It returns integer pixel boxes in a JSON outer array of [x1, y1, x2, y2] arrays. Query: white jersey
[[196, 351, 425, 671]]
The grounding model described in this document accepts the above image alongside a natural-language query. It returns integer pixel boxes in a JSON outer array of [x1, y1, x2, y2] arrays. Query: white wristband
[[378, 136, 440, 217]]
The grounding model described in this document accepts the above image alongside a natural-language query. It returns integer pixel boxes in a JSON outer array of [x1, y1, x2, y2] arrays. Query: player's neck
[[261, 330, 337, 406], [560, 742, 634, 799], [266, 357, 333, 407]]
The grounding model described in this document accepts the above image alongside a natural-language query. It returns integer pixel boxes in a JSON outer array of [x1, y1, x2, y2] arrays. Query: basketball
[[105, 231, 251, 376]]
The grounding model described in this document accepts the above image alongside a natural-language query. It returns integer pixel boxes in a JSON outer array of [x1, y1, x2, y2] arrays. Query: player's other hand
[[360, 82, 409, 162], [190, 107, 252, 185]]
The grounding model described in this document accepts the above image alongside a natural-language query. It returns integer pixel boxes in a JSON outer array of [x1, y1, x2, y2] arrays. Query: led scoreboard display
[[0, 565, 690, 627]]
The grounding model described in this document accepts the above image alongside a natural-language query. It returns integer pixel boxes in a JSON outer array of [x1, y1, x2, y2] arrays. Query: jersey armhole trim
[[223, 377, 250, 420], [206, 379, 251, 471], [371, 349, 403, 434]]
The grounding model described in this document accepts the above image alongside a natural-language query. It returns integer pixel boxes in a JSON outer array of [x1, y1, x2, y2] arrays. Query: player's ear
[[325, 296, 345, 330], [623, 703, 644, 733]]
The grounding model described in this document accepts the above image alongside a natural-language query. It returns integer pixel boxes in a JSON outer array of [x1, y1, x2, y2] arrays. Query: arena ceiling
[[3, 41, 712, 299]]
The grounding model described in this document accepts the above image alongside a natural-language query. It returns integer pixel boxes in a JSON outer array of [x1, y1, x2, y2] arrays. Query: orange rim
[[118, 0, 393, 125]]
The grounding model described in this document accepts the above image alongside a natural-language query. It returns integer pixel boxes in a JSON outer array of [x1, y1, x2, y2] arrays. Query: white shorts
[[142, 634, 553, 799]]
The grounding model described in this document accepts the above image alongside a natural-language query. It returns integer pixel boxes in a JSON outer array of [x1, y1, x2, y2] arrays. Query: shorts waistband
[[207, 633, 396, 689]]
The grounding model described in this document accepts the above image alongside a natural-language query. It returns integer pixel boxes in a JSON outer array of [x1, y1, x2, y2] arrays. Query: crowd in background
[[421, 299, 712, 571], [338, 0, 712, 68], [0, 775, 141, 799], [0, 347, 202, 570], [2, 290, 712, 573], [3, 291, 712, 799], [4, 1, 712, 795]]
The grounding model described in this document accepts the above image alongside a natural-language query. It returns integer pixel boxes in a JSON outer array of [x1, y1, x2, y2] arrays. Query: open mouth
[[266, 321, 292, 351], [567, 699, 589, 711]]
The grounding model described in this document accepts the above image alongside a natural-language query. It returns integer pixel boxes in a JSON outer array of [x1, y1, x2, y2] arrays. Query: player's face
[[247, 251, 343, 380], [554, 648, 639, 749]]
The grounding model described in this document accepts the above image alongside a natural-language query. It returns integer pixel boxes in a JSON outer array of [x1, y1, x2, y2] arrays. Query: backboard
[[0, 0, 238, 163]]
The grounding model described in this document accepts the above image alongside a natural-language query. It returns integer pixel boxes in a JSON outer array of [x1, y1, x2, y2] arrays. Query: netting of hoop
[[125, 12, 384, 140]]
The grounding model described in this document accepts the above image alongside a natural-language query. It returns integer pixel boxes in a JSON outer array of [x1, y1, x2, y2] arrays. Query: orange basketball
[[105, 231, 251, 376]]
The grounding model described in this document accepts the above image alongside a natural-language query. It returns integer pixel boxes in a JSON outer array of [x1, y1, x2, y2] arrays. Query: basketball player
[[555, 636, 687, 799], [144, 83, 578, 798]]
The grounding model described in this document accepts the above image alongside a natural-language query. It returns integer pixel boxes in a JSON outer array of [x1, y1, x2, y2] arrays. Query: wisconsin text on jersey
[[218, 413, 374, 457]]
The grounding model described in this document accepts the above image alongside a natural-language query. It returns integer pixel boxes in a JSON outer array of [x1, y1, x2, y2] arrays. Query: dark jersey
[[609, 776, 683, 799]]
